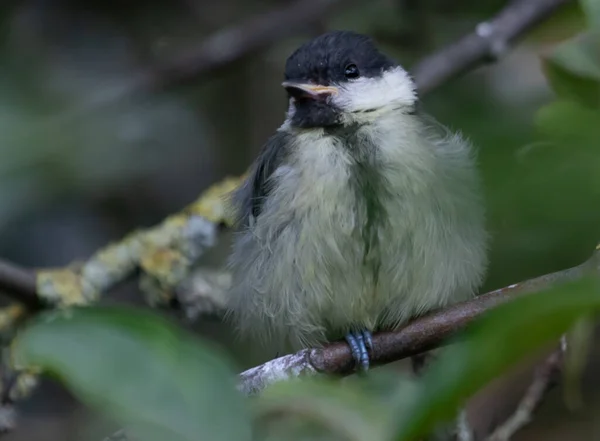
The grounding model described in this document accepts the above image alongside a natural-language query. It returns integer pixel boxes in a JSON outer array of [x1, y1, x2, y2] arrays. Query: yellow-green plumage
[[226, 31, 488, 355]]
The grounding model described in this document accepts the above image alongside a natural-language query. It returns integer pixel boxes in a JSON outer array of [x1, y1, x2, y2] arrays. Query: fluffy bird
[[226, 30, 488, 371]]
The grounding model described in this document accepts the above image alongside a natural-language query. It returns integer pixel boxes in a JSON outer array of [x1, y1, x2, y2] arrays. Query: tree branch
[[457, 409, 475, 441], [238, 250, 595, 394], [146, 0, 574, 95], [483, 340, 564, 441], [411, 0, 572, 94], [41, 0, 571, 125], [0, 176, 241, 312], [49, 0, 348, 124], [0, 261, 41, 311], [147, 0, 347, 90]]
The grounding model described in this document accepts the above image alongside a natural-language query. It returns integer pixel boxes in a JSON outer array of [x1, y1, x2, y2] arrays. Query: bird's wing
[[230, 130, 293, 228]]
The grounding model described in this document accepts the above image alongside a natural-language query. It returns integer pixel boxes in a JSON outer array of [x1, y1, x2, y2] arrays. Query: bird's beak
[[282, 81, 338, 99]]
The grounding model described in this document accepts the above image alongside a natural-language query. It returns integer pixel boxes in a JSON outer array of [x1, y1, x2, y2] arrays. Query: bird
[[226, 30, 488, 371]]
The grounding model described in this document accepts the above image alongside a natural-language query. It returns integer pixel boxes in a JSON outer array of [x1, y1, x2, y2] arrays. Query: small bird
[[226, 30, 488, 371]]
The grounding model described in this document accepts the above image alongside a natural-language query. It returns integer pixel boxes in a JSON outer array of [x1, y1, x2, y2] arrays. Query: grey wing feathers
[[230, 130, 292, 228]]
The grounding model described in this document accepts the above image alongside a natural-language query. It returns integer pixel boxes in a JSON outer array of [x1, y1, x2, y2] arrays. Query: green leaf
[[542, 31, 600, 108], [12, 306, 251, 441], [535, 99, 600, 140], [581, 0, 600, 30], [392, 277, 600, 441], [255, 371, 419, 441]]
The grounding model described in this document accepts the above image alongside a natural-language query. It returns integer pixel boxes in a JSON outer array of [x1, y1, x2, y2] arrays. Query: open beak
[[282, 81, 338, 99]]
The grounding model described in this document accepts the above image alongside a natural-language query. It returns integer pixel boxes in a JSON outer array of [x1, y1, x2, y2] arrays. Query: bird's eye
[[344, 63, 360, 79]]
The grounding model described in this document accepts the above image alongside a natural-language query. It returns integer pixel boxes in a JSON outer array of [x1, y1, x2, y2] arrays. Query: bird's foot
[[345, 329, 373, 372]]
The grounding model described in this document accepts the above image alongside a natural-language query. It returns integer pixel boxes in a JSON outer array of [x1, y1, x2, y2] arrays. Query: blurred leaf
[[255, 372, 419, 441], [12, 306, 251, 441], [392, 277, 600, 441], [581, 0, 600, 30], [542, 30, 600, 108], [535, 99, 600, 140]]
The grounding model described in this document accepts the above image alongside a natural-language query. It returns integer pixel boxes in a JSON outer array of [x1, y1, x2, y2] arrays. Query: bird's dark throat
[[290, 99, 341, 128]]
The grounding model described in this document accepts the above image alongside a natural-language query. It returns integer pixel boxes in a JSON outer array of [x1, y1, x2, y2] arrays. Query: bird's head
[[282, 30, 417, 129]]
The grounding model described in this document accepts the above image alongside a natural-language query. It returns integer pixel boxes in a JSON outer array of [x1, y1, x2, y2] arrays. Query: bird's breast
[[270, 130, 395, 281], [280, 130, 379, 228]]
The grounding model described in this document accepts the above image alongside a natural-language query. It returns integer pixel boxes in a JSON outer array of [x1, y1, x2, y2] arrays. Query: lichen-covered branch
[[0, 176, 240, 313], [0, 178, 242, 427], [174, 267, 232, 321]]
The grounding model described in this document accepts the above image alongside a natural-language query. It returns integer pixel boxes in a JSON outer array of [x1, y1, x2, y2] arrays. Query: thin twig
[[484, 343, 564, 441], [148, 0, 347, 90], [411, 0, 572, 94], [457, 409, 475, 441], [46, 0, 348, 125], [0, 261, 41, 311], [33, 0, 570, 129], [142, 0, 574, 96]]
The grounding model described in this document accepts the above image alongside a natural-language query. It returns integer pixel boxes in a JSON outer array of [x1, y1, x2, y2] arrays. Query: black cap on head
[[284, 30, 396, 85]]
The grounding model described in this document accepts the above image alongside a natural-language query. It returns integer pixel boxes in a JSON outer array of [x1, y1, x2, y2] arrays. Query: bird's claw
[[345, 330, 373, 372]]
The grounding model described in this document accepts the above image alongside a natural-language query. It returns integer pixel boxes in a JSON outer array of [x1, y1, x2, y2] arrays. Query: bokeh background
[[0, 0, 598, 439]]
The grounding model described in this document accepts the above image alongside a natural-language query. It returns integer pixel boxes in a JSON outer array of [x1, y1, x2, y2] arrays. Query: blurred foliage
[[12, 307, 252, 441], [10, 277, 600, 441], [392, 277, 600, 441]]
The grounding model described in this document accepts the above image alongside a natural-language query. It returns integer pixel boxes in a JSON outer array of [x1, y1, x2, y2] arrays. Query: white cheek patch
[[332, 67, 416, 113]]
